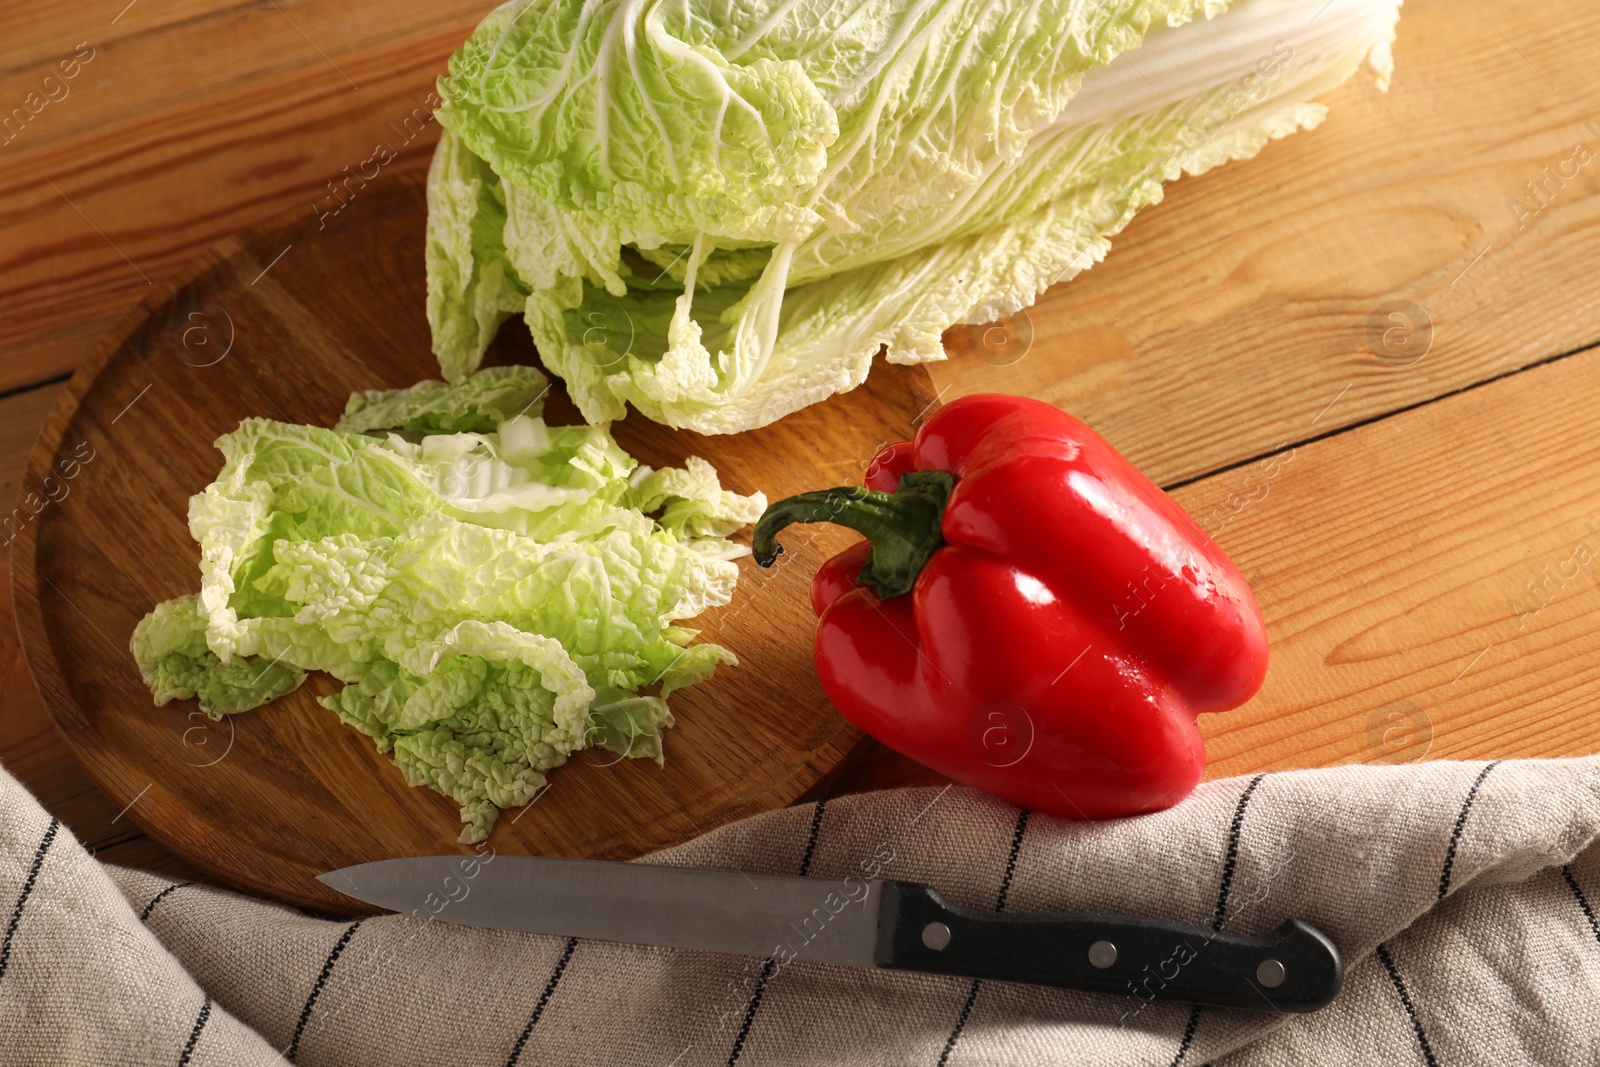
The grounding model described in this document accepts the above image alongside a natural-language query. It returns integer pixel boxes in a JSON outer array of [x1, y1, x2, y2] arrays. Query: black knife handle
[[874, 882, 1342, 1013]]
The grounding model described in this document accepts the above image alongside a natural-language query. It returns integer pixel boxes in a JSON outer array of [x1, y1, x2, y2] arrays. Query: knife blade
[[319, 856, 1342, 1013]]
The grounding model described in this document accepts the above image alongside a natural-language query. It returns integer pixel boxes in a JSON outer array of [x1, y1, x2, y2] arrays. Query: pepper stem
[[752, 470, 956, 599]]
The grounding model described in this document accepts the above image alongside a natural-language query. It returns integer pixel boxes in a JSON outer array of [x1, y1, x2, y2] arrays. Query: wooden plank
[[0, 387, 58, 508], [933, 0, 1600, 486], [1179, 346, 1600, 776], [0, 0, 495, 392]]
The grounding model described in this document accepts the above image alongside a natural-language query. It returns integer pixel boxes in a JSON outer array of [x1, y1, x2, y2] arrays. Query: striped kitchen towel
[[1, 756, 1598, 1066]]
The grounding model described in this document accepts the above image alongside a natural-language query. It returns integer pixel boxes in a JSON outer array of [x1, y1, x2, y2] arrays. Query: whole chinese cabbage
[[131, 367, 764, 841], [427, 0, 1401, 433]]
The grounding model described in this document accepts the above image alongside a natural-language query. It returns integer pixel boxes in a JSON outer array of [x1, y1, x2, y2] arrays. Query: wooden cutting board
[[10, 163, 938, 914]]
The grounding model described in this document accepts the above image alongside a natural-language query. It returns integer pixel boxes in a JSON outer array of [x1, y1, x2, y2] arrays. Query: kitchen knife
[[319, 856, 1342, 1013]]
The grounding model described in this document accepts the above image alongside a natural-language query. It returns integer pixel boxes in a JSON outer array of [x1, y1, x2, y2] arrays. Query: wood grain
[[934, 0, 1600, 487], [9, 164, 936, 912], [3, 383, 206, 876], [1182, 346, 1600, 776], [0, 0, 497, 392]]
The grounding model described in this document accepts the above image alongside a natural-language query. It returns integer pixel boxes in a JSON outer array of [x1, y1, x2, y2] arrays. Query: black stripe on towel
[[141, 881, 194, 923], [1376, 943, 1439, 1067], [1171, 773, 1267, 1067], [1166, 1006, 1203, 1067], [1561, 866, 1600, 949], [0, 817, 59, 984], [936, 808, 1031, 1066], [994, 810, 1029, 913], [178, 994, 211, 1066], [936, 982, 982, 1067], [726, 800, 830, 1067], [725, 958, 778, 1067], [505, 937, 579, 1067], [286, 919, 363, 1063], [1439, 761, 1500, 901], [1211, 774, 1266, 932]]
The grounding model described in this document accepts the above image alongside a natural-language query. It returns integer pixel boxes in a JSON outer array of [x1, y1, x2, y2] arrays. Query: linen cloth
[[1, 756, 1598, 1066]]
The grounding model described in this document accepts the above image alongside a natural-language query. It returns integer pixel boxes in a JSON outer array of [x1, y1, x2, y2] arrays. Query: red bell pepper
[[753, 394, 1268, 819]]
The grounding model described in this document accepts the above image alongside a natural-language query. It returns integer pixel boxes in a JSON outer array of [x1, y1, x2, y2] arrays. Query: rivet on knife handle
[[874, 882, 1343, 1013]]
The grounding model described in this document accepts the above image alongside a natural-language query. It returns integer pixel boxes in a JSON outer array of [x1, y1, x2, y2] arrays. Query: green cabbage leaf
[[427, 0, 1401, 433], [131, 366, 763, 841]]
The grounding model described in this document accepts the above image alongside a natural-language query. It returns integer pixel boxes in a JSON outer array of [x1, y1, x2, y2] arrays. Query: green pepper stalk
[[752, 470, 955, 599]]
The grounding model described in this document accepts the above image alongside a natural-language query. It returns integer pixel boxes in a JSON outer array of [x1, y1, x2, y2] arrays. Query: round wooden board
[[12, 163, 937, 914]]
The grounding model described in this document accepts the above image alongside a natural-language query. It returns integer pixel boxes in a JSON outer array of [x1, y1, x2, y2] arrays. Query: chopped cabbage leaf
[[132, 367, 763, 841]]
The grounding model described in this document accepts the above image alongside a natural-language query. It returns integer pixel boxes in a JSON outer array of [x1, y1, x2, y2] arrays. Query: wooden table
[[3, 0, 1599, 883]]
